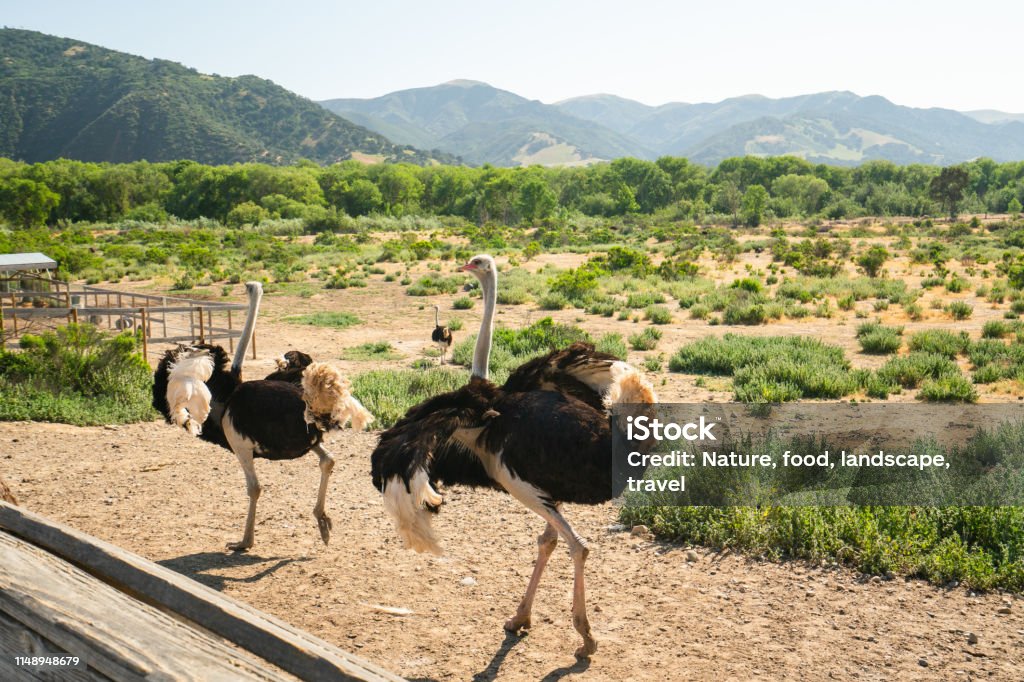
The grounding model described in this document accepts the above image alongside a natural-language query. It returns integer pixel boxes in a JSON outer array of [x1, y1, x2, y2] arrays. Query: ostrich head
[[459, 254, 496, 280]]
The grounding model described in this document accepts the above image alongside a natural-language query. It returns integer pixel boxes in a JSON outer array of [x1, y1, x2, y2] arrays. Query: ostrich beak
[[460, 262, 477, 272]]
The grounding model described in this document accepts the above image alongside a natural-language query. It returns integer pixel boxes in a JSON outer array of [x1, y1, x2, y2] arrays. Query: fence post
[[140, 308, 148, 358], [198, 306, 205, 343], [227, 310, 234, 354], [10, 293, 17, 334], [71, 308, 78, 325]]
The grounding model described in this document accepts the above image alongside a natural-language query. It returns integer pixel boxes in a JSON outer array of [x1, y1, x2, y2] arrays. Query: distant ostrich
[[372, 254, 657, 658], [153, 284, 373, 550], [431, 305, 453, 365]]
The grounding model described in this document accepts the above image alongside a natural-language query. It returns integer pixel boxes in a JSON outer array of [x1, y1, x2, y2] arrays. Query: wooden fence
[[0, 276, 254, 359]]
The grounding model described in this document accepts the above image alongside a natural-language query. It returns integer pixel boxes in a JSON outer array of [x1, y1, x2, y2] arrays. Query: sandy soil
[[3, 421, 1024, 681]]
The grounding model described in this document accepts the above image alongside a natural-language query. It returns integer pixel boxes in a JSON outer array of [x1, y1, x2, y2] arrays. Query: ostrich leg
[[500, 479, 598, 658], [312, 444, 335, 544], [227, 445, 260, 552], [504, 521, 558, 632]]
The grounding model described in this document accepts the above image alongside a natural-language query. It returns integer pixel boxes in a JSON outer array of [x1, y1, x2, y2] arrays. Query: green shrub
[[877, 353, 960, 389], [946, 301, 974, 320], [0, 324, 153, 425], [856, 322, 903, 354], [908, 330, 970, 358], [406, 274, 463, 296], [341, 342, 402, 361], [629, 328, 663, 351], [352, 367, 468, 427], [618, 505, 1024, 591], [645, 305, 673, 324], [595, 333, 628, 360], [722, 303, 767, 325], [453, 296, 475, 310], [538, 292, 569, 310], [919, 373, 978, 402]]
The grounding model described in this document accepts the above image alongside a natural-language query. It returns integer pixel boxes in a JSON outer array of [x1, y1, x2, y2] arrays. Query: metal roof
[[0, 252, 58, 273]]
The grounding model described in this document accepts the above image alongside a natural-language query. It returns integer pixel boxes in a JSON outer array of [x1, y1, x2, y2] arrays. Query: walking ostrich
[[371, 254, 657, 658], [431, 305, 453, 365], [153, 284, 372, 550]]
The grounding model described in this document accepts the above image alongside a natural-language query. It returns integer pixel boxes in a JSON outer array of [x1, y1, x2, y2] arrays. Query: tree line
[[1, 155, 1023, 230]]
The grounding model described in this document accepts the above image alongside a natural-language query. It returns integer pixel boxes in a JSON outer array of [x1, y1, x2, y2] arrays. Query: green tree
[[857, 245, 889, 277], [0, 178, 59, 228], [517, 177, 557, 223], [930, 166, 970, 219], [1009, 197, 1022, 216], [741, 184, 769, 227]]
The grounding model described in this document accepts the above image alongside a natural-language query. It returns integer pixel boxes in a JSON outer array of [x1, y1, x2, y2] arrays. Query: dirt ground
[[4, 246, 1024, 680], [2, 419, 1023, 681]]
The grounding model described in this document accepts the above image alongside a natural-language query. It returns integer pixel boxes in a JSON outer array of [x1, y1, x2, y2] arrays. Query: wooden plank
[[0, 503, 405, 682], [0, 611, 107, 682], [0, 532, 293, 682]]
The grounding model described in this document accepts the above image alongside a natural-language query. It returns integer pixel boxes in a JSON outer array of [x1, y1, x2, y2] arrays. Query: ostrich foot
[[575, 638, 598, 659], [226, 539, 252, 552], [503, 612, 531, 632], [316, 511, 333, 544]]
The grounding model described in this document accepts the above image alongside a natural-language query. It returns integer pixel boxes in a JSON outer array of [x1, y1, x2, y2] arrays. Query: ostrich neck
[[231, 286, 263, 375], [434, 306, 440, 327], [471, 269, 496, 380]]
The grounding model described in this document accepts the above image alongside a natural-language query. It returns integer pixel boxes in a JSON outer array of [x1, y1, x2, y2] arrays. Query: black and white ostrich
[[153, 283, 372, 551], [371, 255, 657, 658], [431, 305, 453, 365]]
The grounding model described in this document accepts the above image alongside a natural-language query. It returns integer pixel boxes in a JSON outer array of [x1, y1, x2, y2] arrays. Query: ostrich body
[[371, 255, 657, 657], [431, 305, 453, 365], [153, 283, 372, 550]]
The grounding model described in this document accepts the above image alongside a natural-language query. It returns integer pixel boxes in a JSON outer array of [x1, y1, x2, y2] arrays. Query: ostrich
[[153, 284, 373, 550], [431, 305, 453, 365], [371, 254, 657, 658]]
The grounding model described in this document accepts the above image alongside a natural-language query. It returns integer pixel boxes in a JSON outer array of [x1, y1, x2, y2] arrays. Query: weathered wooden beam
[[0, 532, 294, 681], [0, 503, 405, 682]]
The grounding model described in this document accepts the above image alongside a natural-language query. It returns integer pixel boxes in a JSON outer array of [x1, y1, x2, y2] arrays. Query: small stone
[[918, 658, 928, 667], [967, 632, 978, 645], [685, 550, 699, 563], [630, 524, 649, 537], [998, 606, 1012, 615], [460, 576, 477, 587]]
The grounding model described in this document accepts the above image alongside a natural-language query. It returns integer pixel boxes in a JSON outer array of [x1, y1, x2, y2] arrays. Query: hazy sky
[[5, 0, 1023, 111]]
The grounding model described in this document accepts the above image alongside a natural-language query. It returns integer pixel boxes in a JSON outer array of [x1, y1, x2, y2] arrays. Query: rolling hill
[[0, 29, 454, 165], [320, 80, 652, 166], [556, 91, 1024, 165]]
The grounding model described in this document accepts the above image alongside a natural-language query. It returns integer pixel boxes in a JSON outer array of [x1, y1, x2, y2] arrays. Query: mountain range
[[0, 29, 455, 166], [2, 28, 1024, 169], [325, 82, 1024, 167]]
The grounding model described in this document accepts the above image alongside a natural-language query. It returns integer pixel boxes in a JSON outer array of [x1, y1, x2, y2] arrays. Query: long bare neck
[[434, 306, 440, 327], [231, 284, 263, 374], [471, 268, 496, 380]]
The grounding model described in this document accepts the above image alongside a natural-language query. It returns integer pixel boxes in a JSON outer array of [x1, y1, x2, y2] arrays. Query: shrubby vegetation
[[0, 324, 153, 424]]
